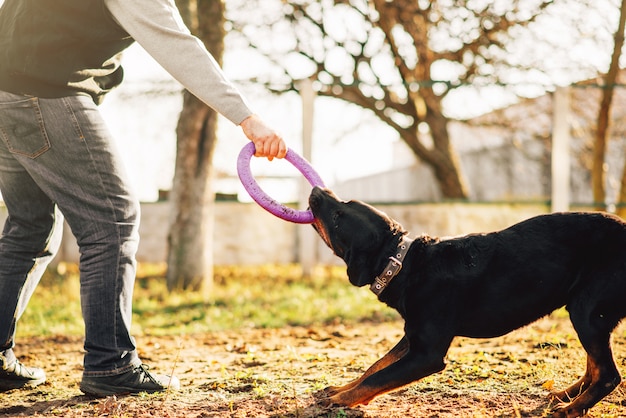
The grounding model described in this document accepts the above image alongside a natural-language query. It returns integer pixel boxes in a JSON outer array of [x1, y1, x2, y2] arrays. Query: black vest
[[0, 0, 134, 104]]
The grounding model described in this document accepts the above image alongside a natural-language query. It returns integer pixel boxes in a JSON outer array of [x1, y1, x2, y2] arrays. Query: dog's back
[[405, 212, 626, 337]]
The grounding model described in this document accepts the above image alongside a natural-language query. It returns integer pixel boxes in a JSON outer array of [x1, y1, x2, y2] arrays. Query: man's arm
[[104, 0, 286, 159], [104, 0, 252, 125]]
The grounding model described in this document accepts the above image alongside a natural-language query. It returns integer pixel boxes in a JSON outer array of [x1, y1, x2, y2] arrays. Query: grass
[[7, 263, 626, 417], [16, 263, 399, 339]]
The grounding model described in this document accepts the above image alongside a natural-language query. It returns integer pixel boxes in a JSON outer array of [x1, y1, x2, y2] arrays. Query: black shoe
[[0, 356, 46, 391], [79, 364, 180, 396]]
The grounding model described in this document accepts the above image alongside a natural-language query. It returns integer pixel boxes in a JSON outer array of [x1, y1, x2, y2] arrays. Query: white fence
[[0, 200, 567, 267]]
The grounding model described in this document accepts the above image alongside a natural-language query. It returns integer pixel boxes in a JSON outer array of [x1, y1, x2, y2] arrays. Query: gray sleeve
[[104, 0, 253, 125]]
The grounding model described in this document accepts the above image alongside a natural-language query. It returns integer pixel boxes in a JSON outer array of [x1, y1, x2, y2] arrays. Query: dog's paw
[[314, 385, 344, 402], [313, 389, 328, 401], [314, 395, 331, 407], [314, 388, 337, 406], [548, 390, 572, 403], [314, 392, 340, 408], [546, 392, 585, 418], [321, 385, 343, 397], [314, 390, 353, 408], [550, 403, 586, 418]]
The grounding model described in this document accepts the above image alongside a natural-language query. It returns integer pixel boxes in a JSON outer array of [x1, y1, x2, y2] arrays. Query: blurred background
[[2, 0, 626, 290]]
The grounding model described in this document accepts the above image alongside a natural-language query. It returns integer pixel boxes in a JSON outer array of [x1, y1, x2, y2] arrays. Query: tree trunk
[[424, 111, 469, 199], [612, 0, 626, 217], [167, 93, 218, 292], [594, 0, 625, 212], [166, 0, 224, 292], [400, 105, 469, 199], [617, 157, 626, 217]]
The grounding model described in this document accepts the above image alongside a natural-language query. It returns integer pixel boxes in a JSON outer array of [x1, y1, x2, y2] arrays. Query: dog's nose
[[309, 186, 325, 208], [309, 189, 320, 205]]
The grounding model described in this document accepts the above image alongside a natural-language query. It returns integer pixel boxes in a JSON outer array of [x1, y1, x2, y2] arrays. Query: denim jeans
[[0, 90, 141, 375]]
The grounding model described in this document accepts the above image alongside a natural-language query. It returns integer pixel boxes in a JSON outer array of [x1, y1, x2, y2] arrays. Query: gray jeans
[[0, 90, 141, 375]]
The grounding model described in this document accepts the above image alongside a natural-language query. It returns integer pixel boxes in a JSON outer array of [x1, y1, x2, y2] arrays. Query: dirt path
[[1, 318, 625, 417]]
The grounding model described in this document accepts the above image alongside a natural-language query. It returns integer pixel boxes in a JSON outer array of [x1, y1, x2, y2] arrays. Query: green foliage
[[17, 267, 84, 337], [16, 263, 398, 338]]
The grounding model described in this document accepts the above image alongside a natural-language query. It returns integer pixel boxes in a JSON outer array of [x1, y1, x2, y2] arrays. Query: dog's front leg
[[321, 336, 409, 399], [325, 345, 447, 407]]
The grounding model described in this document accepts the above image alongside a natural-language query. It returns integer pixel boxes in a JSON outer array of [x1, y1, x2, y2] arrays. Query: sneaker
[[0, 356, 46, 391], [79, 364, 180, 396]]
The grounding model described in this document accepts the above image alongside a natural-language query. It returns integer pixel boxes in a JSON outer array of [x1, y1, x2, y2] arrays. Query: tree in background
[[167, 0, 224, 292], [600, 0, 626, 215], [229, 0, 605, 199]]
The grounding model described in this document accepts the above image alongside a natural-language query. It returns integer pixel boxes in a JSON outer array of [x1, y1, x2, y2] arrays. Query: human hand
[[239, 114, 287, 161]]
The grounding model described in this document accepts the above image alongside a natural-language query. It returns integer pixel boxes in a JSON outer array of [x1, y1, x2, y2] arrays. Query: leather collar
[[370, 236, 413, 296]]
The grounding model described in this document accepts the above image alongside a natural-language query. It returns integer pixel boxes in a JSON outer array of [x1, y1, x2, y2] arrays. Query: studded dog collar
[[370, 236, 413, 296]]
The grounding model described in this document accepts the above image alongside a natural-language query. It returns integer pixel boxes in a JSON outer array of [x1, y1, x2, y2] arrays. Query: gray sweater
[[104, 0, 253, 125]]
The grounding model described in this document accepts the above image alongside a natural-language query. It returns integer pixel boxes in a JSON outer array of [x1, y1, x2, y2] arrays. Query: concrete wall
[[0, 201, 563, 267]]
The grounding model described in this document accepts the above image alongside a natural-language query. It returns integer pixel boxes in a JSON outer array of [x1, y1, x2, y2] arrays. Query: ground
[[1, 316, 625, 417]]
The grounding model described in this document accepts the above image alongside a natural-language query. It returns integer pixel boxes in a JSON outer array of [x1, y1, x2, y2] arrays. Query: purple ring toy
[[237, 142, 325, 224]]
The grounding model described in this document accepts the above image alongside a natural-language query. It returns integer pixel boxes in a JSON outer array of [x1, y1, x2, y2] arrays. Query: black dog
[[308, 186, 626, 418]]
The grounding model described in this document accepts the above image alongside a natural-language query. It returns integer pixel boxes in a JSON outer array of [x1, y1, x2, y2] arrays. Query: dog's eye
[[332, 210, 342, 225]]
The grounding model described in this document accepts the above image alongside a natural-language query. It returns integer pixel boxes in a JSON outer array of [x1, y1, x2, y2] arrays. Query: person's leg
[[0, 91, 62, 389], [0, 92, 178, 394], [0, 195, 60, 391], [22, 94, 142, 374]]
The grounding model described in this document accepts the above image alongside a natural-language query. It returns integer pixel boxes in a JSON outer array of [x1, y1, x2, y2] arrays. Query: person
[[0, 0, 287, 396]]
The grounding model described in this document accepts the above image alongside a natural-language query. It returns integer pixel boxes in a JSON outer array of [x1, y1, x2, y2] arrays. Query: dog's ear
[[345, 250, 376, 287], [343, 228, 386, 287]]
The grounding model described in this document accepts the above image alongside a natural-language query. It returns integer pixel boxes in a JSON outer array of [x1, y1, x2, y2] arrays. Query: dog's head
[[309, 187, 406, 287]]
